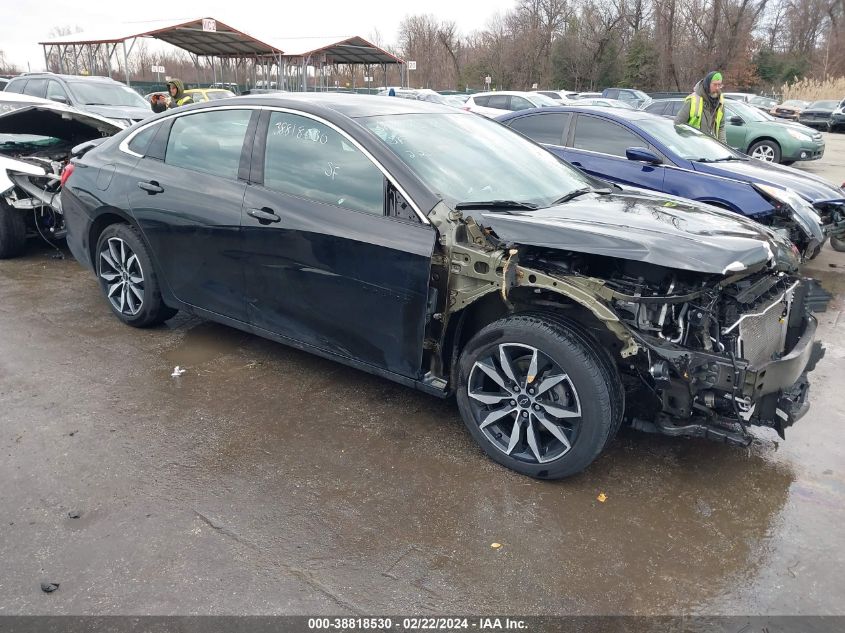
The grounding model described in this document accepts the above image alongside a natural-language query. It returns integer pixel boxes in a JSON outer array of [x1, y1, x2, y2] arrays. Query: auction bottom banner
[[0, 616, 842, 633]]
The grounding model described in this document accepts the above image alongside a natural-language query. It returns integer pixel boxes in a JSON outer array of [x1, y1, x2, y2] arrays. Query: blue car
[[495, 106, 845, 258]]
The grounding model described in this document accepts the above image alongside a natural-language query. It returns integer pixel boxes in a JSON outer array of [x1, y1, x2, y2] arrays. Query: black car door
[[241, 109, 437, 377], [126, 108, 257, 322]]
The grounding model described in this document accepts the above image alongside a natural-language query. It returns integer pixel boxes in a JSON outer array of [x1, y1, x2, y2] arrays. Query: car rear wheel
[[95, 224, 177, 327], [748, 140, 781, 163], [830, 237, 845, 253], [0, 199, 26, 259], [456, 313, 622, 479]]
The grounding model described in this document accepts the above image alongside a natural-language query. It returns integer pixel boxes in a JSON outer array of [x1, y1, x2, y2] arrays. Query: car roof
[[471, 91, 541, 98], [10, 73, 120, 83], [180, 92, 460, 118], [496, 105, 657, 123]]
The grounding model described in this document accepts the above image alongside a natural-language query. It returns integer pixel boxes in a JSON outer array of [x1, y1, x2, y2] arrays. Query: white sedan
[[463, 91, 560, 117]]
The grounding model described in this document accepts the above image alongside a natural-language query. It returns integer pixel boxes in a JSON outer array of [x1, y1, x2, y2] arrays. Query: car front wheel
[[830, 237, 845, 252], [0, 199, 26, 259], [456, 314, 623, 479], [748, 140, 782, 163], [95, 223, 177, 327]]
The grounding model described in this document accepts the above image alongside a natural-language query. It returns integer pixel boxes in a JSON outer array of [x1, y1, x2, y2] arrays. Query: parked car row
[[2, 90, 843, 480]]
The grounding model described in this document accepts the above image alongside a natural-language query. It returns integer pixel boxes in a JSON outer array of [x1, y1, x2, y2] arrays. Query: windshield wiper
[[454, 200, 539, 212], [696, 156, 739, 163], [551, 187, 612, 205]]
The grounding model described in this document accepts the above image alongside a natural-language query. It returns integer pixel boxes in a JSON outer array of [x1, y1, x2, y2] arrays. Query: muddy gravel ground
[[1, 141, 844, 615]]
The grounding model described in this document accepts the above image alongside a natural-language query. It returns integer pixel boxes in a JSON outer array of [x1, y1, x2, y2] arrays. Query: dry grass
[[780, 77, 845, 102]]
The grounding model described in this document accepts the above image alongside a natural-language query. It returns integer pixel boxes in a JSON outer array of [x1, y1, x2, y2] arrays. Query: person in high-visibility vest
[[150, 79, 194, 114], [674, 71, 726, 143]]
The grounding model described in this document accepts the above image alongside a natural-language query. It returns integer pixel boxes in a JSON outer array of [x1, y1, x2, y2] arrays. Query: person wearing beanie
[[150, 78, 194, 113], [674, 71, 726, 143]]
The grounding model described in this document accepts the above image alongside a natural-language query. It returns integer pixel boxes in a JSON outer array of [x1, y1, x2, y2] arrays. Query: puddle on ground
[[164, 321, 251, 367]]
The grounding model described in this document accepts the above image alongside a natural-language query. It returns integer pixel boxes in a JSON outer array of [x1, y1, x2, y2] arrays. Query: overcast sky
[[1, 0, 517, 70]]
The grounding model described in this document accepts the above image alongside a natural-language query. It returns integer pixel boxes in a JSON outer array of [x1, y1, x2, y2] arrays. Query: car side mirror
[[51, 94, 69, 104], [626, 147, 662, 164], [729, 116, 744, 125]]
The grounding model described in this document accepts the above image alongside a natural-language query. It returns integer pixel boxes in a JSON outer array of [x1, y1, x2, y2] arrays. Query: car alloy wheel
[[750, 144, 776, 162], [466, 343, 581, 464], [99, 237, 145, 316]]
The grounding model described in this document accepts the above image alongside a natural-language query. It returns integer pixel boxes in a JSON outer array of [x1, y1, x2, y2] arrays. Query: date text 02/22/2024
[[307, 618, 528, 631]]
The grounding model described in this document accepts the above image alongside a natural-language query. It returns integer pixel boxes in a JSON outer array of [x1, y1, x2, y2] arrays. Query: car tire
[[0, 199, 27, 259], [781, 160, 795, 166], [95, 223, 178, 327], [830, 237, 845, 253], [748, 140, 782, 163], [456, 313, 623, 479]]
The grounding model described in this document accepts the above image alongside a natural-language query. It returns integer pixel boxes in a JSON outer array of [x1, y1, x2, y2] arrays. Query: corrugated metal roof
[[272, 36, 403, 64], [39, 20, 403, 64], [39, 18, 283, 58]]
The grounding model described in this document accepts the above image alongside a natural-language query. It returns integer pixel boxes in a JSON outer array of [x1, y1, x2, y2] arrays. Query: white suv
[[463, 91, 559, 117]]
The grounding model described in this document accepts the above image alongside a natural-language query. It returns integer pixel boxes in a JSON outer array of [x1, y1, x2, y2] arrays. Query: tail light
[[60, 163, 75, 187], [462, 106, 471, 111]]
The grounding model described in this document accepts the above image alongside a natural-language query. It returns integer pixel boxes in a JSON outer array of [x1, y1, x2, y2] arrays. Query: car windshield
[[530, 93, 560, 107], [67, 81, 150, 108], [637, 118, 738, 162], [0, 134, 63, 149], [808, 100, 838, 109], [631, 90, 650, 101], [361, 112, 594, 208], [726, 101, 769, 122], [750, 96, 775, 106], [205, 90, 235, 100], [781, 100, 805, 108]]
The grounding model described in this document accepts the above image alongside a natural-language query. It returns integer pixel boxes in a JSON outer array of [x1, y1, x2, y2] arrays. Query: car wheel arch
[[87, 208, 143, 269], [442, 285, 628, 392], [747, 136, 781, 152]]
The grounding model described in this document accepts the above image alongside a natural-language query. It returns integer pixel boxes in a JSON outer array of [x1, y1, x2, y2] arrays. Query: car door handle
[[247, 207, 281, 224], [571, 161, 582, 167], [137, 180, 164, 194]]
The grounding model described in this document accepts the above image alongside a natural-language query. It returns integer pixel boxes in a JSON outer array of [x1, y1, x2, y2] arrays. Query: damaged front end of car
[[0, 98, 119, 257], [425, 192, 828, 446]]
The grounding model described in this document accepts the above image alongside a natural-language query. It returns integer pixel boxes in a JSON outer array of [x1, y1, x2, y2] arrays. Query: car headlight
[[786, 128, 812, 141], [756, 183, 823, 234]]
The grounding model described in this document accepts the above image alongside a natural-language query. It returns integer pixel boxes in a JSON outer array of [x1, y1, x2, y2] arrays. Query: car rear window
[[4, 79, 27, 94], [165, 109, 251, 179], [572, 115, 642, 157], [508, 113, 570, 145], [23, 79, 47, 99]]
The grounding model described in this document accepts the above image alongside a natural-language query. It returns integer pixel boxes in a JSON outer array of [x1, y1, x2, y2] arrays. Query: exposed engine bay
[[0, 96, 120, 256]]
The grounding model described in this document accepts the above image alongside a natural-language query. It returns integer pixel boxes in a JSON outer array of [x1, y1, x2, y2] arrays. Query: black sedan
[[62, 94, 824, 478]]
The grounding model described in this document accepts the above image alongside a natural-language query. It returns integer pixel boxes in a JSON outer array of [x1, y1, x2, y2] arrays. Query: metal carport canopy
[[38, 17, 284, 58], [273, 36, 403, 64]]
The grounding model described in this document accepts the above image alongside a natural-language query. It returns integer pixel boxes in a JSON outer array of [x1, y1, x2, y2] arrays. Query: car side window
[[165, 109, 251, 179], [644, 102, 667, 115], [618, 91, 636, 102], [263, 112, 384, 216], [510, 96, 534, 111], [572, 116, 643, 157], [46, 80, 68, 103], [128, 124, 159, 156], [488, 95, 510, 110], [23, 79, 47, 99], [473, 95, 490, 107], [605, 89, 618, 99], [669, 101, 684, 116], [509, 113, 571, 145], [5, 80, 27, 94]]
